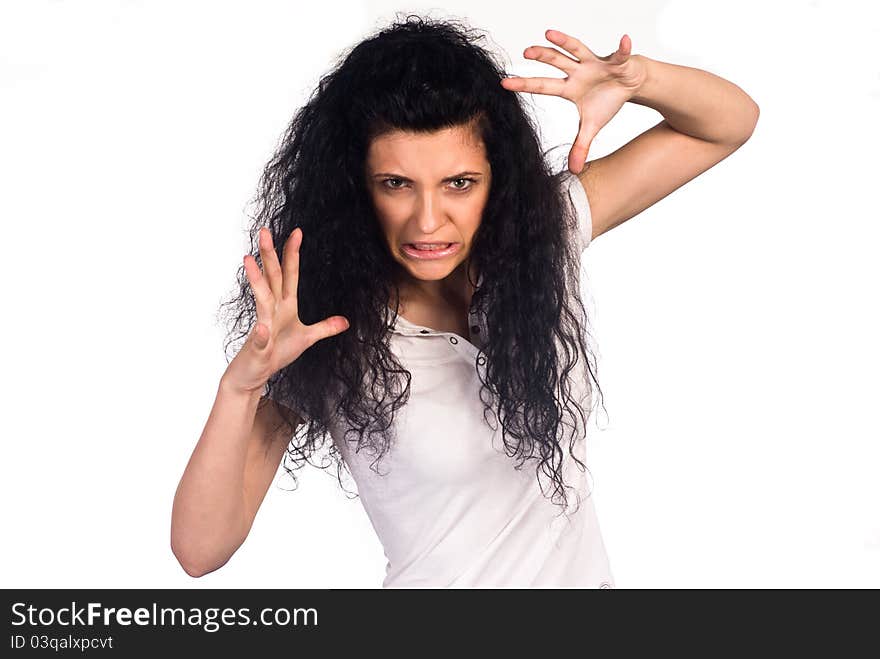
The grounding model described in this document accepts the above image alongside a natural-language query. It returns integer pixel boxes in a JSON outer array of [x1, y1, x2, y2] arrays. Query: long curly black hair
[[217, 13, 607, 516]]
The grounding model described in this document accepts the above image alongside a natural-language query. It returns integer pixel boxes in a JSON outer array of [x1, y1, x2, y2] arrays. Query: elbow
[[743, 102, 760, 140], [181, 565, 207, 579], [729, 102, 760, 147], [169, 511, 246, 578], [171, 537, 221, 578], [177, 557, 209, 579], [172, 544, 208, 578]]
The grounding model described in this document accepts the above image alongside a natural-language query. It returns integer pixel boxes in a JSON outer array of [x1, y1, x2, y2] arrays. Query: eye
[[450, 177, 476, 191], [380, 177, 477, 191]]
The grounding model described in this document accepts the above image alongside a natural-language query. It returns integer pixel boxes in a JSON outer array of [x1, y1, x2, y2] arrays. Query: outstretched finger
[[257, 227, 283, 302], [281, 227, 302, 305], [544, 29, 596, 62], [523, 45, 579, 74], [244, 254, 275, 328], [500, 75, 567, 98]]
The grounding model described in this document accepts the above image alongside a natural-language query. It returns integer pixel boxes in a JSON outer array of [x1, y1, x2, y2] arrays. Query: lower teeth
[[411, 243, 450, 251]]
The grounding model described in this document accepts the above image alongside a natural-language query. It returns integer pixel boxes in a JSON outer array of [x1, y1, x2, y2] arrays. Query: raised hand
[[223, 226, 350, 395], [500, 29, 647, 175]]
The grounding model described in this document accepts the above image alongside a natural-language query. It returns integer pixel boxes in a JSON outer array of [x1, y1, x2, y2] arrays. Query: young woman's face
[[365, 124, 491, 285]]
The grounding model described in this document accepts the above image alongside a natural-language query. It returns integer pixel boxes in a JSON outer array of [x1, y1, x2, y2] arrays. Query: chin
[[395, 250, 467, 280], [399, 261, 457, 281]]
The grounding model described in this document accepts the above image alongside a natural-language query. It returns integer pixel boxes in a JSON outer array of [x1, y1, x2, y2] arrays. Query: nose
[[413, 189, 445, 235]]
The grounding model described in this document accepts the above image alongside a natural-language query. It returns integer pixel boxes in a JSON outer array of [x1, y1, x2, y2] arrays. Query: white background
[[2, 0, 878, 588]]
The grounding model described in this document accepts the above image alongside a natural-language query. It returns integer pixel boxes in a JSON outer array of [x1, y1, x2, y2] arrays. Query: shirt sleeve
[[561, 170, 593, 254]]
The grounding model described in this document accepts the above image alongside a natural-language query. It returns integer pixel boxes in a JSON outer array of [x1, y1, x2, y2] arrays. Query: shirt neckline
[[385, 272, 486, 352], [385, 304, 485, 352]]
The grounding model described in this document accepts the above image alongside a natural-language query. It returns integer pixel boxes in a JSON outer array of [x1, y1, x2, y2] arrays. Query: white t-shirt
[[274, 170, 614, 588]]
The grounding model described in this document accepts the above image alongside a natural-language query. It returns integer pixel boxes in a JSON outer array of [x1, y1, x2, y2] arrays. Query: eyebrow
[[371, 171, 485, 182]]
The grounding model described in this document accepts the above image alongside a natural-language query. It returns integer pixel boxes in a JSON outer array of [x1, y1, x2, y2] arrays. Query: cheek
[[379, 219, 402, 242], [376, 218, 405, 252], [370, 203, 394, 234], [465, 195, 488, 236], [463, 214, 484, 241], [370, 195, 397, 235]]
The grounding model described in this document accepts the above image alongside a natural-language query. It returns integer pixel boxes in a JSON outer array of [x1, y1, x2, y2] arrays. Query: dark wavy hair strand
[[217, 13, 608, 518]]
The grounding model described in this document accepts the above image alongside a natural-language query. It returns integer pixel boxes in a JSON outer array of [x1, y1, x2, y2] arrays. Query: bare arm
[[580, 54, 759, 242], [170, 375, 300, 577], [171, 223, 346, 577], [500, 33, 759, 244]]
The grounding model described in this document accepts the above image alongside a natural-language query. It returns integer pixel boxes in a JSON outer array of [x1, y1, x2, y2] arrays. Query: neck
[[392, 258, 477, 311]]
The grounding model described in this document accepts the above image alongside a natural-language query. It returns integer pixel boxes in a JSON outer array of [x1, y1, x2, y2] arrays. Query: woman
[[171, 15, 758, 587]]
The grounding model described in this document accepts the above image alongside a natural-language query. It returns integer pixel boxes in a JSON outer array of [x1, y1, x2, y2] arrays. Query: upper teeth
[[411, 243, 449, 250]]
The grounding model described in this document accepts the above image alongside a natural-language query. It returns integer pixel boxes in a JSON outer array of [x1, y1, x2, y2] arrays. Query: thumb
[[308, 316, 350, 344], [571, 123, 593, 175], [252, 322, 269, 350]]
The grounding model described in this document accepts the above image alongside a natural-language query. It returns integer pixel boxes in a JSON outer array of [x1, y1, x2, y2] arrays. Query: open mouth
[[405, 242, 454, 251], [401, 242, 461, 259]]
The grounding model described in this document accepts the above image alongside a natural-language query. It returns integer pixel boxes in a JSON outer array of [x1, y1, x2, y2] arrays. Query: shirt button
[[419, 329, 429, 334], [449, 336, 458, 344], [477, 356, 486, 365]]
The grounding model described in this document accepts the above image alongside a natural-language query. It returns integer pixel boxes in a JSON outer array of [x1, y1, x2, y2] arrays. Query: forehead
[[366, 125, 487, 170]]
